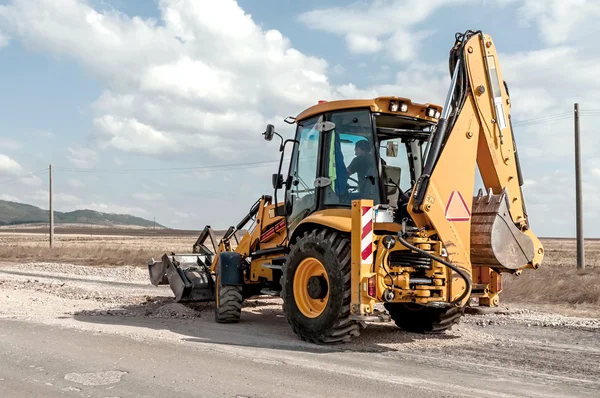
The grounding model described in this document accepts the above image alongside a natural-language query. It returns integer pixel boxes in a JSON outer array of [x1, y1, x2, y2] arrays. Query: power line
[[512, 112, 572, 127], [0, 168, 48, 186], [511, 110, 600, 128], [54, 159, 285, 175]]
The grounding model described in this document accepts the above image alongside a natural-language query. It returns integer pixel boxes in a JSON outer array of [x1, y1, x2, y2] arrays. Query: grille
[[387, 250, 432, 269]]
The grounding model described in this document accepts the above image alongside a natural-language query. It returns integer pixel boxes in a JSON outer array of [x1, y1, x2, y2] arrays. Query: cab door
[[285, 114, 325, 231]]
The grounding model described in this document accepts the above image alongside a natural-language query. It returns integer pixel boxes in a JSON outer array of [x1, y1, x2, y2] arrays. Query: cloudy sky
[[0, 0, 598, 237]]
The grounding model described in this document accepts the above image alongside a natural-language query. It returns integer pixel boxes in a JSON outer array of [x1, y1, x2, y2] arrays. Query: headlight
[[426, 107, 438, 118], [389, 101, 408, 112]]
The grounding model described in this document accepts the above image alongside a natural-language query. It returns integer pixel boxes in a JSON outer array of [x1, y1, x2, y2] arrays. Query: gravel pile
[[0, 279, 150, 304], [463, 307, 600, 331], [151, 303, 203, 319], [75, 296, 214, 319], [7, 262, 150, 283]]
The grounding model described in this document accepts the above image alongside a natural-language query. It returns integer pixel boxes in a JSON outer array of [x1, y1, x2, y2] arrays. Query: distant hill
[[0, 199, 165, 228]]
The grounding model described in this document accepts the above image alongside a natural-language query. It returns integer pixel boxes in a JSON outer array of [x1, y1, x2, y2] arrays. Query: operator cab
[[265, 97, 441, 232]]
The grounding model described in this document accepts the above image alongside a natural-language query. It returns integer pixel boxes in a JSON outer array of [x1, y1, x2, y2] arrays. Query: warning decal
[[445, 191, 471, 222]]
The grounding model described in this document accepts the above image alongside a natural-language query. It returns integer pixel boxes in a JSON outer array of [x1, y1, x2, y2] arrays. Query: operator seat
[[382, 165, 401, 207]]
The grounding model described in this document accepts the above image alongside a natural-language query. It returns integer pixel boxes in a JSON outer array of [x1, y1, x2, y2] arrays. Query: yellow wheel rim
[[293, 257, 329, 318]]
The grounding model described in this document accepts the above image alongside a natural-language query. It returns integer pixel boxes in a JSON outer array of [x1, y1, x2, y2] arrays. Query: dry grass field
[[1, 231, 599, 312], [501, 238, 600, 310], [0, 232, 204, 266]]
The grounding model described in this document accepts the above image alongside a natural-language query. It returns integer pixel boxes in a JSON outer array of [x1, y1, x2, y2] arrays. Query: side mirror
[[272, 173, 284, 190], [264, 124, 275, 141], [386, 141, 399, 157]]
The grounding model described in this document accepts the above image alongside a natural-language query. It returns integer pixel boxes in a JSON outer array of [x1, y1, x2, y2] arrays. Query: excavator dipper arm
[[408, 30, 544, 305]]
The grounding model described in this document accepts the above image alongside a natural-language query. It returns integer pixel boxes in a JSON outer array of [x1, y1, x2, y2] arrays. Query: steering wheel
[[346, 176, 359, 193]]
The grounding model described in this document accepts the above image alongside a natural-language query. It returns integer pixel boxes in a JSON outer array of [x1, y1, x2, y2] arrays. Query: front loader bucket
[[148, 258, 169, 286], [148, 253, 215, 302], [470, 189, 534, 271]]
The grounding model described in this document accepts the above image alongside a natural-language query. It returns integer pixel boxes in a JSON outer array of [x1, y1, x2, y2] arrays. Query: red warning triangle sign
[[445, 191, 471, 222]]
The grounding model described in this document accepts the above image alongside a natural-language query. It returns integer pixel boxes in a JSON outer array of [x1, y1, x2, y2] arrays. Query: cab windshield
[[322, 109, 380, 206], [285, 108, 435, 227]]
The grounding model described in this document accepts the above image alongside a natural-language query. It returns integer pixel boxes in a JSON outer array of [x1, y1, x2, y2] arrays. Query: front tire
[[282, 228, 360, 344], [214, 277, 243, 323]]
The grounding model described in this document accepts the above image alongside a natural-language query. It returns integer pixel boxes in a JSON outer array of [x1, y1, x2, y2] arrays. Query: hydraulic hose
[[397, 234, 472, 306]]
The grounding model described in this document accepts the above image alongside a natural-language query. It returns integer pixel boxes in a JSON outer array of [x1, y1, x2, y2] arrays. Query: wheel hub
[[293, 257, 330, 318], [307, 275, 328, 300]]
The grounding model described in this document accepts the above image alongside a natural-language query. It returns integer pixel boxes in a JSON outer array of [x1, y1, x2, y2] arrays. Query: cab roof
[[295, 96, 443, 123]]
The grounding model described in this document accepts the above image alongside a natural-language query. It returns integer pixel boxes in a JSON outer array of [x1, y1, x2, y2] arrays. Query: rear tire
[[383, 303, 464, 333], [215, 280, 243, 323], [282, 228, 360, 344]]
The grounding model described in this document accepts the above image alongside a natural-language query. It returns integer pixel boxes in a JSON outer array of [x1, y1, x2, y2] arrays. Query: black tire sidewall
[[283, 233, 346, 336]]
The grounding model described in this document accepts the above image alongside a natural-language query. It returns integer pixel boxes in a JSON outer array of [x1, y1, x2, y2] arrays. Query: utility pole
[[574, 103, 585, 269], [49, 164, 54, 248]]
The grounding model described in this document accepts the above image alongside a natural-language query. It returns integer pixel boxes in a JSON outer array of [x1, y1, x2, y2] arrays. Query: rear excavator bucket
[[148, 253, 215, 302], [470, 189, 534, 271]]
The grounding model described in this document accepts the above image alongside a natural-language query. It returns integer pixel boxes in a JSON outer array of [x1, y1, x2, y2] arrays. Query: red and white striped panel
[[361, 206, 373, 264]]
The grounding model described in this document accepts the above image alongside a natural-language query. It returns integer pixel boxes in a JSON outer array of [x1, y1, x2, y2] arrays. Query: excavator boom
[[408, 30, 543, 305]]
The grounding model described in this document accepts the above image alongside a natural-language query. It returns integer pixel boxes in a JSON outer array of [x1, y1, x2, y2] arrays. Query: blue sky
[[0, 0, 599, 237]]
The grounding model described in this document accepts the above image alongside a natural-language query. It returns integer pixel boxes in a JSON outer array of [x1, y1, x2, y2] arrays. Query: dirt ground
[[1, 233, 599, 313], [0, 232, 599, 396]]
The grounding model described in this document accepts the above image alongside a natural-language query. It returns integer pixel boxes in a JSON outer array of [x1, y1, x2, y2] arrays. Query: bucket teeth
[[470, 190, 534, 271]]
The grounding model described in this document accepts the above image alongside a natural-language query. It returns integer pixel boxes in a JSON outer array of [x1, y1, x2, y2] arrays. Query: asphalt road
[[1, 262, 599, 398], [0, 318, 598, 398]]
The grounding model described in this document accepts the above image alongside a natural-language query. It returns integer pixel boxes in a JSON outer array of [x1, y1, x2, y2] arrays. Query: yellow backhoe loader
[[148, 29, 543, 344]]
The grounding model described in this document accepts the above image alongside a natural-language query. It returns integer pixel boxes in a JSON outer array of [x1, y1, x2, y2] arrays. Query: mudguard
[[217, 252, 245, 285]]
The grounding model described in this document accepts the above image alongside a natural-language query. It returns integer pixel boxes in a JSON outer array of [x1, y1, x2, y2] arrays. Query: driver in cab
[[346, 140, 375, 196]]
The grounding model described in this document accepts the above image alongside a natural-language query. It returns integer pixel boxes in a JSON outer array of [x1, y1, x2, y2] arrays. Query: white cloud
[[297, 0, 466, 61], [0, 154, 23, 175], [0, 0, 334, 159], [499, 47, 600, 160], [67, 145, 98, 169], [332, 64, 345, 75], [93, 115, 180, 156], [67, 178, 83, 188], [20, 174, 43, 187], [56, 192, 81, 205], [345, 33, 382, 54], [334, 61, 450, 106], [133, 192, 165, 202], [0, 194, 19, 202], [0, 155, 44, 187], [0, 138, 22, 150], [517, 0, 600, 46], [521, 165, 600, 235], [173, 210, 191, 219], [0, 30, 8, 47], [32, 130, 55, 138], [24, 190, 80, 209]]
